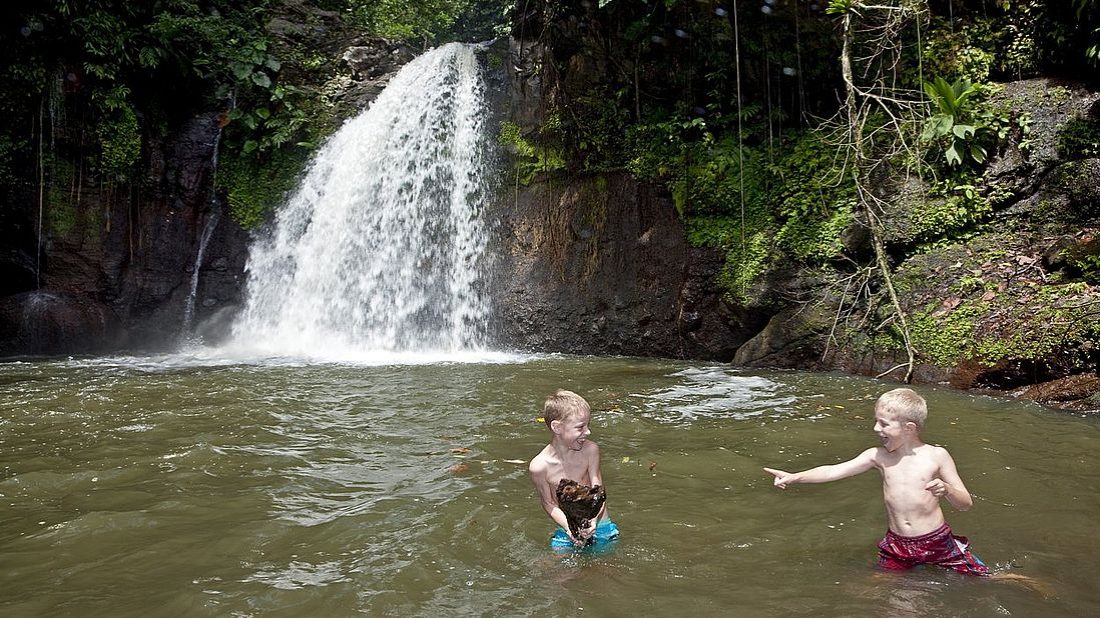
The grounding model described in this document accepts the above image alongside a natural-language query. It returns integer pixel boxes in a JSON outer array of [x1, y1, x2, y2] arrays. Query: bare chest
[[880, 455, 938, 490], [545, 458, 592, 489]]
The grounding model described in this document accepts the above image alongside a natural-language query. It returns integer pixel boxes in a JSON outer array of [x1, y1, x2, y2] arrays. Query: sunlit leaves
[[920, 77, 996, 168]]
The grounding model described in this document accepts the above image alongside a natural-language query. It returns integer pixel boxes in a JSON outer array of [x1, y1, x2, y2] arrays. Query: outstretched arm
[[764, 448, 877, 488], [925, 447, 973, 511]]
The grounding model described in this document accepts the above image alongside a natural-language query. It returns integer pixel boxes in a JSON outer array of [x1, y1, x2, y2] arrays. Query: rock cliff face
[[0, 33, 415, 357], [0, 113, 250, 355], [492, 172, 760, 359]]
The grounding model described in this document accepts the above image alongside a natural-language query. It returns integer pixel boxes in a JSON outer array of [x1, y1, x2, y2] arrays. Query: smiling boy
[[529, 389, 619, 549], [764, 387, 989, 575]]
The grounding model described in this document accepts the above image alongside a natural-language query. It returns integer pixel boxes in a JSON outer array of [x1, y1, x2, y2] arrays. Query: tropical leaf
[[970, 144, 987, 163], [922, 113, 954, 140], [952, 124, 976, 139], [945, 144, 962, 167]]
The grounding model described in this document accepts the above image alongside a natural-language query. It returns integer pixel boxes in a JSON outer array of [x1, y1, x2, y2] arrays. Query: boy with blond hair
[[765, 387, 989, 574], [529, 389, 619, 549]]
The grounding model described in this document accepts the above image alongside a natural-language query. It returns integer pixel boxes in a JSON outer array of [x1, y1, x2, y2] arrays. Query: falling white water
[[228, 43, 495, 361], [181, 209, 219, 337]]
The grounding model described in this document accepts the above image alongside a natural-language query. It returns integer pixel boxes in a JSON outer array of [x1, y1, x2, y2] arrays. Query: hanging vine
[[820, 0, 930, 382]]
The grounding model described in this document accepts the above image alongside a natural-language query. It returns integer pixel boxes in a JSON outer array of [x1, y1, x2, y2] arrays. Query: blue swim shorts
[[550, 519, 620, 551]]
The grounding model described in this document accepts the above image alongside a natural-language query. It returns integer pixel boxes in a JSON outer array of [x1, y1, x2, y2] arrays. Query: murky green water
[[0, 354, 1097, 616]]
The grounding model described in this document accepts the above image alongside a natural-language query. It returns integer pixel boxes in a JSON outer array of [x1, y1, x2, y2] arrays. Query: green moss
[[1055, 115, 1100, 159], [908, 284, 1100, 367], [498, 120, 566, 185], [96, 104, 142, 181], [218, 145, 310, 229], [909, 302, 980, 365], [909, 180, 993, 243], [46, 158, 77, 237]]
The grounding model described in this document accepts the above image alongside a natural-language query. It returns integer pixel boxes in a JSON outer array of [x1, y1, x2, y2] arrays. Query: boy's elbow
[[954, 494, 973, 511]]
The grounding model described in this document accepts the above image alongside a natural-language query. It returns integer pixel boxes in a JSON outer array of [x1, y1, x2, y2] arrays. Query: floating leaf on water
[[648, 461, 657, 471], [451, 447, 471, 454], [622, 456, 631, 463]]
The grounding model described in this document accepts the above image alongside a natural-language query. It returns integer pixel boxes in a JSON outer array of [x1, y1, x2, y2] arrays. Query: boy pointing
[[765, 388, 988, 575]]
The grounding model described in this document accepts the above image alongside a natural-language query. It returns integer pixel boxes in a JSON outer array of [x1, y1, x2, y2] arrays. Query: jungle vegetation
[[2, 0, 1099, 377]]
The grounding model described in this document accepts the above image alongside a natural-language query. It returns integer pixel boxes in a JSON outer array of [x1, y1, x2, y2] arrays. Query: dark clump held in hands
[[556, 478, 606, 544]]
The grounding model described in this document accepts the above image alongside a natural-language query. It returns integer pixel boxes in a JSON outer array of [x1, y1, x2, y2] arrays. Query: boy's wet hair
[[876, 387, 928, 428], [543, 389, 591, 429]]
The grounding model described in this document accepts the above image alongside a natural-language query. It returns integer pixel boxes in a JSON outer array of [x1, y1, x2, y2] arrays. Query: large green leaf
[[970, 144, 987, 163], [952, 124, 976, 139], [922, 113, 954, 140], [945, 144, 962, 166]]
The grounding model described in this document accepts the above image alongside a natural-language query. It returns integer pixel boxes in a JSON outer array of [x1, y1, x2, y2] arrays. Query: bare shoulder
[[929, 444, 958, 465], [528, 445, 552, 474], [581, 439, 601, 461], [860, 446, 883, 465], [920, 443, 953, 461]]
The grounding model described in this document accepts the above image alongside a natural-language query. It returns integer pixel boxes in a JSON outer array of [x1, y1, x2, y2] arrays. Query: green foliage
[[1077, 0, 1100, 64], [767, 133, 857, 261], [920, 77, 992, 168], [909, 286, 1100, 367], [921, 18, 997, 83], [686, 216, 772, 304], [568, 87, 632, 172], [643, 125, 858, 300], [908, 179, 994, 243], [227, 82, 318, 156], [1071, 253, 1100, 283], [217, 145, 310, 229], [498, 120, 566, 185], [825, 0, 857, 16], [1055, 115, 1100, 159], [997, 1, 1040, 78], [345, 0, 509, 43], [717, 230, 772, 305], [46, 157, 77, 237], [627, 116, 769, 218], [95, 102, 142, 181]]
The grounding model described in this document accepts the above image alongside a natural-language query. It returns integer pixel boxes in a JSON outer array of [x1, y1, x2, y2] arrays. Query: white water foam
[[637, 366, 798, 423], [224, 43, 495, 363]]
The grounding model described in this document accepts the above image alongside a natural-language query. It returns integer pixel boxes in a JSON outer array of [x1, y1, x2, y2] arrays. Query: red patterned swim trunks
[[877, 521, 989, 575]]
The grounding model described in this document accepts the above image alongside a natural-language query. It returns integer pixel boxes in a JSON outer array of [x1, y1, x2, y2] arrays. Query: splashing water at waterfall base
[[228, 43, 496, 362]]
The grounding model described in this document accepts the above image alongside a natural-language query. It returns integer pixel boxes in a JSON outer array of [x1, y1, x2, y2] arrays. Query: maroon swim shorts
[[877, 521, 990, 575]]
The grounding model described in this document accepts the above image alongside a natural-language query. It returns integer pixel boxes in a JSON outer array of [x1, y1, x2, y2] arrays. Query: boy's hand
[[924, 478, 949, 497], [574, 518, 597, 545], [763, 467, 793, 489]]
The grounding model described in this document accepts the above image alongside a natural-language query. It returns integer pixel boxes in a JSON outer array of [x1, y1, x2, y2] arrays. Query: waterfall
[[181, 112, 226, 341], [228, 43, 494, 361], [181, 209, 220, 337]]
